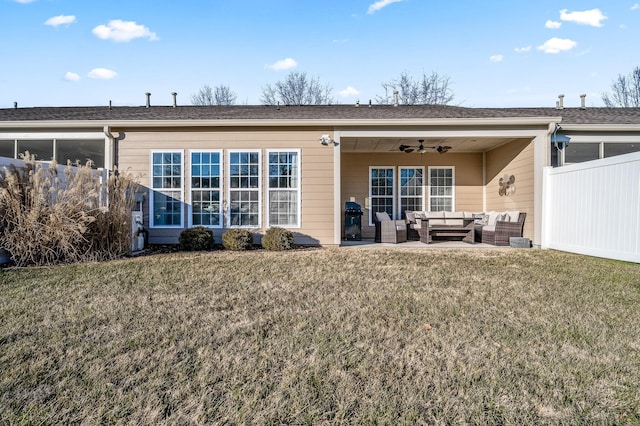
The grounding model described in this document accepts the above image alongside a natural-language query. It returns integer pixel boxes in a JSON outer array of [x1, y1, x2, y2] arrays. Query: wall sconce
[[318, 134, 337, 146]]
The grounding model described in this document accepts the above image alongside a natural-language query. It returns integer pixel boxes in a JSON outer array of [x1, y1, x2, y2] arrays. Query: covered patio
[[335, 121, 553, 247]]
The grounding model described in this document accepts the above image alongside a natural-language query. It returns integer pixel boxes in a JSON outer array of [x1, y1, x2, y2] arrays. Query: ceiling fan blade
[[403, 148, 415, 153], [398, 144, 410, 152]]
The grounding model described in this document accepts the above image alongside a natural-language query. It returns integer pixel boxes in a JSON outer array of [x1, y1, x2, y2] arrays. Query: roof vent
[[580, 94, 586, 110], [145, 92, 151, 108], [556, 94, 564, 110], [13, 102, 17, 109], [393, 90, 399, 107], [109, 100, 112, 110], [368, 99, 372, 108], [355, 100, 360, 107], [172, 92, 177, 108]]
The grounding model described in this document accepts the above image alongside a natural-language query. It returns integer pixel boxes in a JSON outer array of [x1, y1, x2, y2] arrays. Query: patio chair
[[481, 212, 526, 246], [374, 212, 407, 244]]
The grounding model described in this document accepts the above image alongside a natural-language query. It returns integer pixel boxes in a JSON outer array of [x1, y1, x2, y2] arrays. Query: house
[[1, 97, 640, 248]]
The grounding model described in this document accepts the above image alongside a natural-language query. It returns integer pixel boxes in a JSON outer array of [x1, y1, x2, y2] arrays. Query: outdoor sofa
[[404, 210, 526, 246]]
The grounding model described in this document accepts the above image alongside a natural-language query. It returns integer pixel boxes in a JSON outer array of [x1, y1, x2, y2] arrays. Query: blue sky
[[1, 0, 639, 108]]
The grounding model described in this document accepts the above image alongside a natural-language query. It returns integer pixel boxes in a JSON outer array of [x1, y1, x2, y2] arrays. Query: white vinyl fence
[[0, 156, 108, 204], [542, 151, 640, 263]]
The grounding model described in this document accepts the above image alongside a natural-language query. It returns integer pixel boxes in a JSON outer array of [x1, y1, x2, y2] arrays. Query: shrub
[[179, 226, 214, 251], [222, 229, 254, 251], [0, 154, 137, 266], [261, 227, 294, 251]]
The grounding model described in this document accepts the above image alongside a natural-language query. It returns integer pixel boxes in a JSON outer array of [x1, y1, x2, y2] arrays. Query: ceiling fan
[[398, 139, 452, 154]]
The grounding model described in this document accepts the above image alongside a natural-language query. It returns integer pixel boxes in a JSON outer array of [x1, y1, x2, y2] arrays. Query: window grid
[[228, 151, 261, 227], [151, 151, 183, 228], [190, 151, 222, 227], [399, 167, 424, 219], [369, 167, 395, 224], [428, 167, 454, 212], [268, 150, 300, 227]]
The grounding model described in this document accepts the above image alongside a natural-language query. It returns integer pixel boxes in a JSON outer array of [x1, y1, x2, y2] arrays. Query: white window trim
[[188, 149, 223, 229], [368, 166, 395, 225], [227, 149, 262, 228], [149, 149, 184, 229], [428, 166, 455, 212], [398, 166, 425, 217], [266, 149, 301, 229]]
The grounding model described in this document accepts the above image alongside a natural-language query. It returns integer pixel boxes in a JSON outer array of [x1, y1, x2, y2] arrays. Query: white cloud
[[632, 3, 640, 10], [64, 72, 80, 81], [367, 0, 403, 14], [88, 68, 118, 79], [490, 54, 504, 63], [44, 15, 76, 27], [545, 20, 561, 29], [266, 58, 298, 71], [514, 46, 532, 53], [339, 86, 360, 97], [560, 8, 607, 27], [92, 20, 158, 42], [537, 37, 577, 54]]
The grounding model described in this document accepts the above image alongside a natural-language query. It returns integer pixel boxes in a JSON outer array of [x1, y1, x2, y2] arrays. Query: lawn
[[1, 248, 639, 424]]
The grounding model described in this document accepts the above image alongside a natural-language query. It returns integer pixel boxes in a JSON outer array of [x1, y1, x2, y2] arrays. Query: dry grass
[[1, 248, 639, 424], [0, 155, 137, 266]]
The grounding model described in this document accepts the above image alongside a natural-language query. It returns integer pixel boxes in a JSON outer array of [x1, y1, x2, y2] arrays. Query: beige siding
[[485, 138, 535, 239], [117, 128, 336, 245], [341, 152, 483, 239]]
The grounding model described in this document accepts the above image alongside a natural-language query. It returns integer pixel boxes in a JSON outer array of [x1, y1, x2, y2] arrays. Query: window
[[228, 150, 261, 227], [369, 167, 394, 224], [150, 151, 183, 228], [564, 143, 600, 164], [190, 150, 222, 227], [604, 143, 639, 158], [428, 167, 454, 212], [56, 139, 105, 168], [17, 140, 53, 161], [0, 140, 14, 158], [399, 167, 424, 218], [267, 150, 300, 227]]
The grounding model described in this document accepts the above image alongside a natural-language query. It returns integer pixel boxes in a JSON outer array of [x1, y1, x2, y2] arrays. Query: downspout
[[547, 121, 559, 166], [540, 121, 559, 250], [104, 125, 117, 171]]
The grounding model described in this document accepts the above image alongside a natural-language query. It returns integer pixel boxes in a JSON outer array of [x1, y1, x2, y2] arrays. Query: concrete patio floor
[[340, 239, 512, 249]]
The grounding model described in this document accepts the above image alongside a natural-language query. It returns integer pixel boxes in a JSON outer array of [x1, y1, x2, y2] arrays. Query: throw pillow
[[474, 213, 489, 226], [375, 211, 391, 222], [405, 210, 416, 222], [497, 213, 510, 222]]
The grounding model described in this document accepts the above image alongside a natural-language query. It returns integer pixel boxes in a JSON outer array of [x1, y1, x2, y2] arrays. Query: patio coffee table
[[418, 218, 476, 244]]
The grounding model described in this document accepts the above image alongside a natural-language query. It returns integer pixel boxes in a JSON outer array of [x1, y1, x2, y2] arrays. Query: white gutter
[[556, 124, 640, 132], [0, 116, 562, 129]]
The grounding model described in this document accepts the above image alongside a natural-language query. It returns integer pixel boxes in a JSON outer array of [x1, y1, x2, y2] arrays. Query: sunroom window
[[150, 151, 183, 228], [190, 150, 222, 227], [428, 166, 454, 212], [369, 167, 395, 224], [228, 150, 261, 227], [267, 150, 300, 227], [399, 166, 424, 218]]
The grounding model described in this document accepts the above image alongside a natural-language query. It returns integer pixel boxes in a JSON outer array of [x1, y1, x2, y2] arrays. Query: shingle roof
[[1, 104, 639, 125]]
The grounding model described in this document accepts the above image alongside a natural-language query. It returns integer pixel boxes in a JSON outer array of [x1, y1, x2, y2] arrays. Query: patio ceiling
[[340, 136, 519, 153]]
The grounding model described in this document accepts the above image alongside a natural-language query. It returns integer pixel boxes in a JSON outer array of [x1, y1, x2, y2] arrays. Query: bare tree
[[602, 66, 640, 107], [191, 84, 237, 106], [260, 72, 333, 105], [376, 71, 454, 105]]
